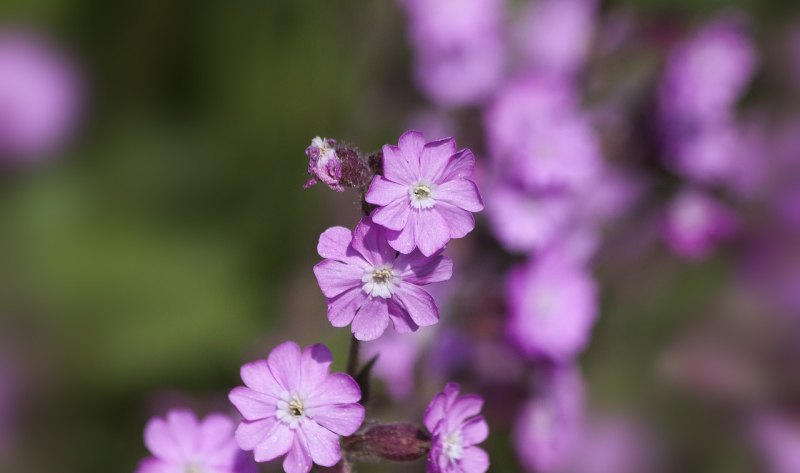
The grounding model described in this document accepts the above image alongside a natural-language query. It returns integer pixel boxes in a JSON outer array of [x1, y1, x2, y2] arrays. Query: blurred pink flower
[[660, 189, 738, 260], [136, 409, 256, 473], [304, 137, 343, 191], [749, 412, 800, 473], [362, 329, 428, 400], [0, 29, 81, 160]]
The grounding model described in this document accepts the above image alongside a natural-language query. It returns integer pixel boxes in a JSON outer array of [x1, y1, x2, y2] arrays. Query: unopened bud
[[342, 423, 431, 462]]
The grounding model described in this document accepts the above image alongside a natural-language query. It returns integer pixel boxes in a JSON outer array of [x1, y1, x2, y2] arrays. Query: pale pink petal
[[251, 423, 293, 462], [166, 410, 200, 458], [459, 446, 490, 473], [447, 394, 484, 427], [350, 218, 396, 266], [134, 458, 182, 473], [197, 414, 234, 453], [240, 360, 283, 399], [267, 341, 302, 392], [351, 297, 390, 341], [144, 418, 182, 462], [311, 403, 365, 437], [397, 130, 426, 170], [388, 301, 420, 333], [424, 383, 461, 432], [392, 284, 439, 327], [229, 387, 277, 421], [307, 372, 362, 407], [327, 288, 367, 328], [394, 251, 453, 285], [436, 179, 484, 212], [301, 421, 342, 467], [313, 260, 363, 298], [415, 209, 451, 256], [461, 416, 489, 446], [365, 176, 408, 206], [317, 226, 352, 260], [234, 417, 279, 451], [386, 212, 418, 254], [420, 138, 457, 182], [440, 149, 476, 181], [435, 203, 476, 239], [283, 436, 313, 473], [299, 344, 333, 394], [381, 145, 417, 185], [371, 198, 411, 231]]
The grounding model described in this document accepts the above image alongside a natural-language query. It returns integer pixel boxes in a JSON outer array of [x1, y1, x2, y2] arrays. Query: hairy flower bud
[[304, 137, 373, 192], [342, 423, 431, 462]]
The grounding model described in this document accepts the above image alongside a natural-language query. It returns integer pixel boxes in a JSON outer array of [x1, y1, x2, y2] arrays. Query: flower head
[[506, 249, 598, 362], [135, 409, 256, 473], [661, 189, 738, 260], [424, 383, 489, 473], [304, 137, 343, 191], [313, 217, 452, 340], [365, 131, 483, 256], [228, 341, 365, 473], [0, 30, 81, 160]]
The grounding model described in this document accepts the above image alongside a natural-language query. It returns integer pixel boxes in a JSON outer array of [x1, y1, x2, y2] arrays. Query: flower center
[[443, 430, 464, 461], [277, 393, 309, 429], [288, 397, 304, 417], [185, 464, 204, 473], [409, 181, 437, 209], [362, 264, 398, 299]]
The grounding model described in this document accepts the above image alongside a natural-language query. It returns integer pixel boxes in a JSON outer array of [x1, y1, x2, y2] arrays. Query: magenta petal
[[366, 176, 409, 206], [317, 226, 352, 260], [424, 383, 461, 432], [394, 251, 453, 285], [459, 446, 490, 473], [165, 410, 199, 458], [461, 416, 489, 446], [392, 284, 439, 327], [327, 288, 366, 328], [308, 372, 362, 407], [301, 421, 342, 467], [420, 138, 457, 182], [386, 213, 417, 254], [313, 260, 363, 298], [440, 149, 476, 181], [382, 145, 417, 186], [435, 203, 476, 239], [448, 395, 484, 426], [387, 301, 420, 333], [267, 341, 302, 392], [312, 403, 366, 437], [415, 209, 450, 256], [252, 423, 293, 462], [436, 179, 484, 212], [299, 344, 333, 394], [397, 130, 426, 168], [229, 387, 277, 421], [235, 417, 280, 451], [350, 218, 397, 266], [198, 414, 234, 453], [144, 418, 182, 462], [351, 297, 390, 341], [283, 436, 313, 473], [371, 198, 411, 231], [240, 360, 283, 399]]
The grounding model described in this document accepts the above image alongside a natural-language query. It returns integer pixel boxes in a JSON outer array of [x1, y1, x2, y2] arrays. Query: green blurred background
[[0, 0, 795, 472]]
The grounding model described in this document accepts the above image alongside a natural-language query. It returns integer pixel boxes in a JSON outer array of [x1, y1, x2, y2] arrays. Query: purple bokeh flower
[[516, 0, 598, 77], [514, 366, 586, 473], [749, 411, 800, 473], [0, 29, 81, 160], [425, 383, 489, 473], [304, 137, 343, 191], [506, 250, 598, 362], [661, 189, 738, 260], [135, 409, 256, 473], [365, 131, 483, 256], [313, 217, 452, 340], [361, 329, 427, 400], [570, 415, 659, 473], [228, 341, 365, 473]]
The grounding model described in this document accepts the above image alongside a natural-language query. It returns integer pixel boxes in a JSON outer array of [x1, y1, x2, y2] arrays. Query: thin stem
[[346, 334, 360, 376]]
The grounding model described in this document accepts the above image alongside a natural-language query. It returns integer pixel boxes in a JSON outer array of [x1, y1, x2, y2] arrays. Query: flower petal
[[459, 446, 490, 473], [307, 372, 362, 407], [240, 360, 284, 398], [317, 226, 352, 260], [313, 260, 363, 298], [164, 409, 199, 458], [300, 344, 333, 394], [393, 284, 439, 327], [388, 301, 420, 333], [371, 198, 411, 231], [461, 416, 489, 446], [283, 436, 313, 473], [448, 394, 484, 427], [420, 137, 456, 182], [327, 288, 366, 328], [381, 130, 425, 184], [440, 149, 476, 181], [436, 179, 484, 212], [386, 212, 418, 254], [252, 422, 294, 463], [267, 341, 302, 392], [435, 202, 476, 239], [301, 421, 342, 467], [229, 387, 277, 421], [134, 458, 182, 473], [350, 217, 396, 266], [424, 383, 461, 432], [351, 297, 390, 341], [235, 417, 279, 452], [311, 403, 365, 437], [415, 209, 450, 256], [144, 417, 182, 462], [366, 175, 409, 206], [394, 251, 453, 285], [197, 413, 235, 454]]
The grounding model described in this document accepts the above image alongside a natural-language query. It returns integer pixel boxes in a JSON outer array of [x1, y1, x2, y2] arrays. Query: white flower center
[[362, 264, 398, 299], [443, 430, 464, 461], [276, 393, 310, 429], [409, 181, 437, 209]]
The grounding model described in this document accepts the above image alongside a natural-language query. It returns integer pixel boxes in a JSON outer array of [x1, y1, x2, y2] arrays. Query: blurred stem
[[346, 334, 360, 376]]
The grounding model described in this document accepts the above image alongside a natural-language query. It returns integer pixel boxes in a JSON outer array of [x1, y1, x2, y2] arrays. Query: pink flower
[[749, 411, 800, 473], [0, 29, 81, 160], [313, 217, 452, 340], [304, 137, 343, 191], [365, 131, 484, 256], [135, 409, 256, 473], [514, 366, 585, 473], [424, 383, 490, 473], [661, 189, 738, 260], [506, 249, 598, 362], [228, 341, 365, 473]]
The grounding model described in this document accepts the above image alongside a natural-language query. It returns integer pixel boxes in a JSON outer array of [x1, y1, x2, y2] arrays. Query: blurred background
[[0, 0, 799, 472]]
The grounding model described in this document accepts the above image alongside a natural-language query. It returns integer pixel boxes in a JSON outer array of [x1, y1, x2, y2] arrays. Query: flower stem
[[346, 334, 360, 376]]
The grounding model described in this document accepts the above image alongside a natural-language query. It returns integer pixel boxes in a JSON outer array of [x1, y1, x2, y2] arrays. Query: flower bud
[[342, 423, 431, 462], [304, 137, 343, 191]]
